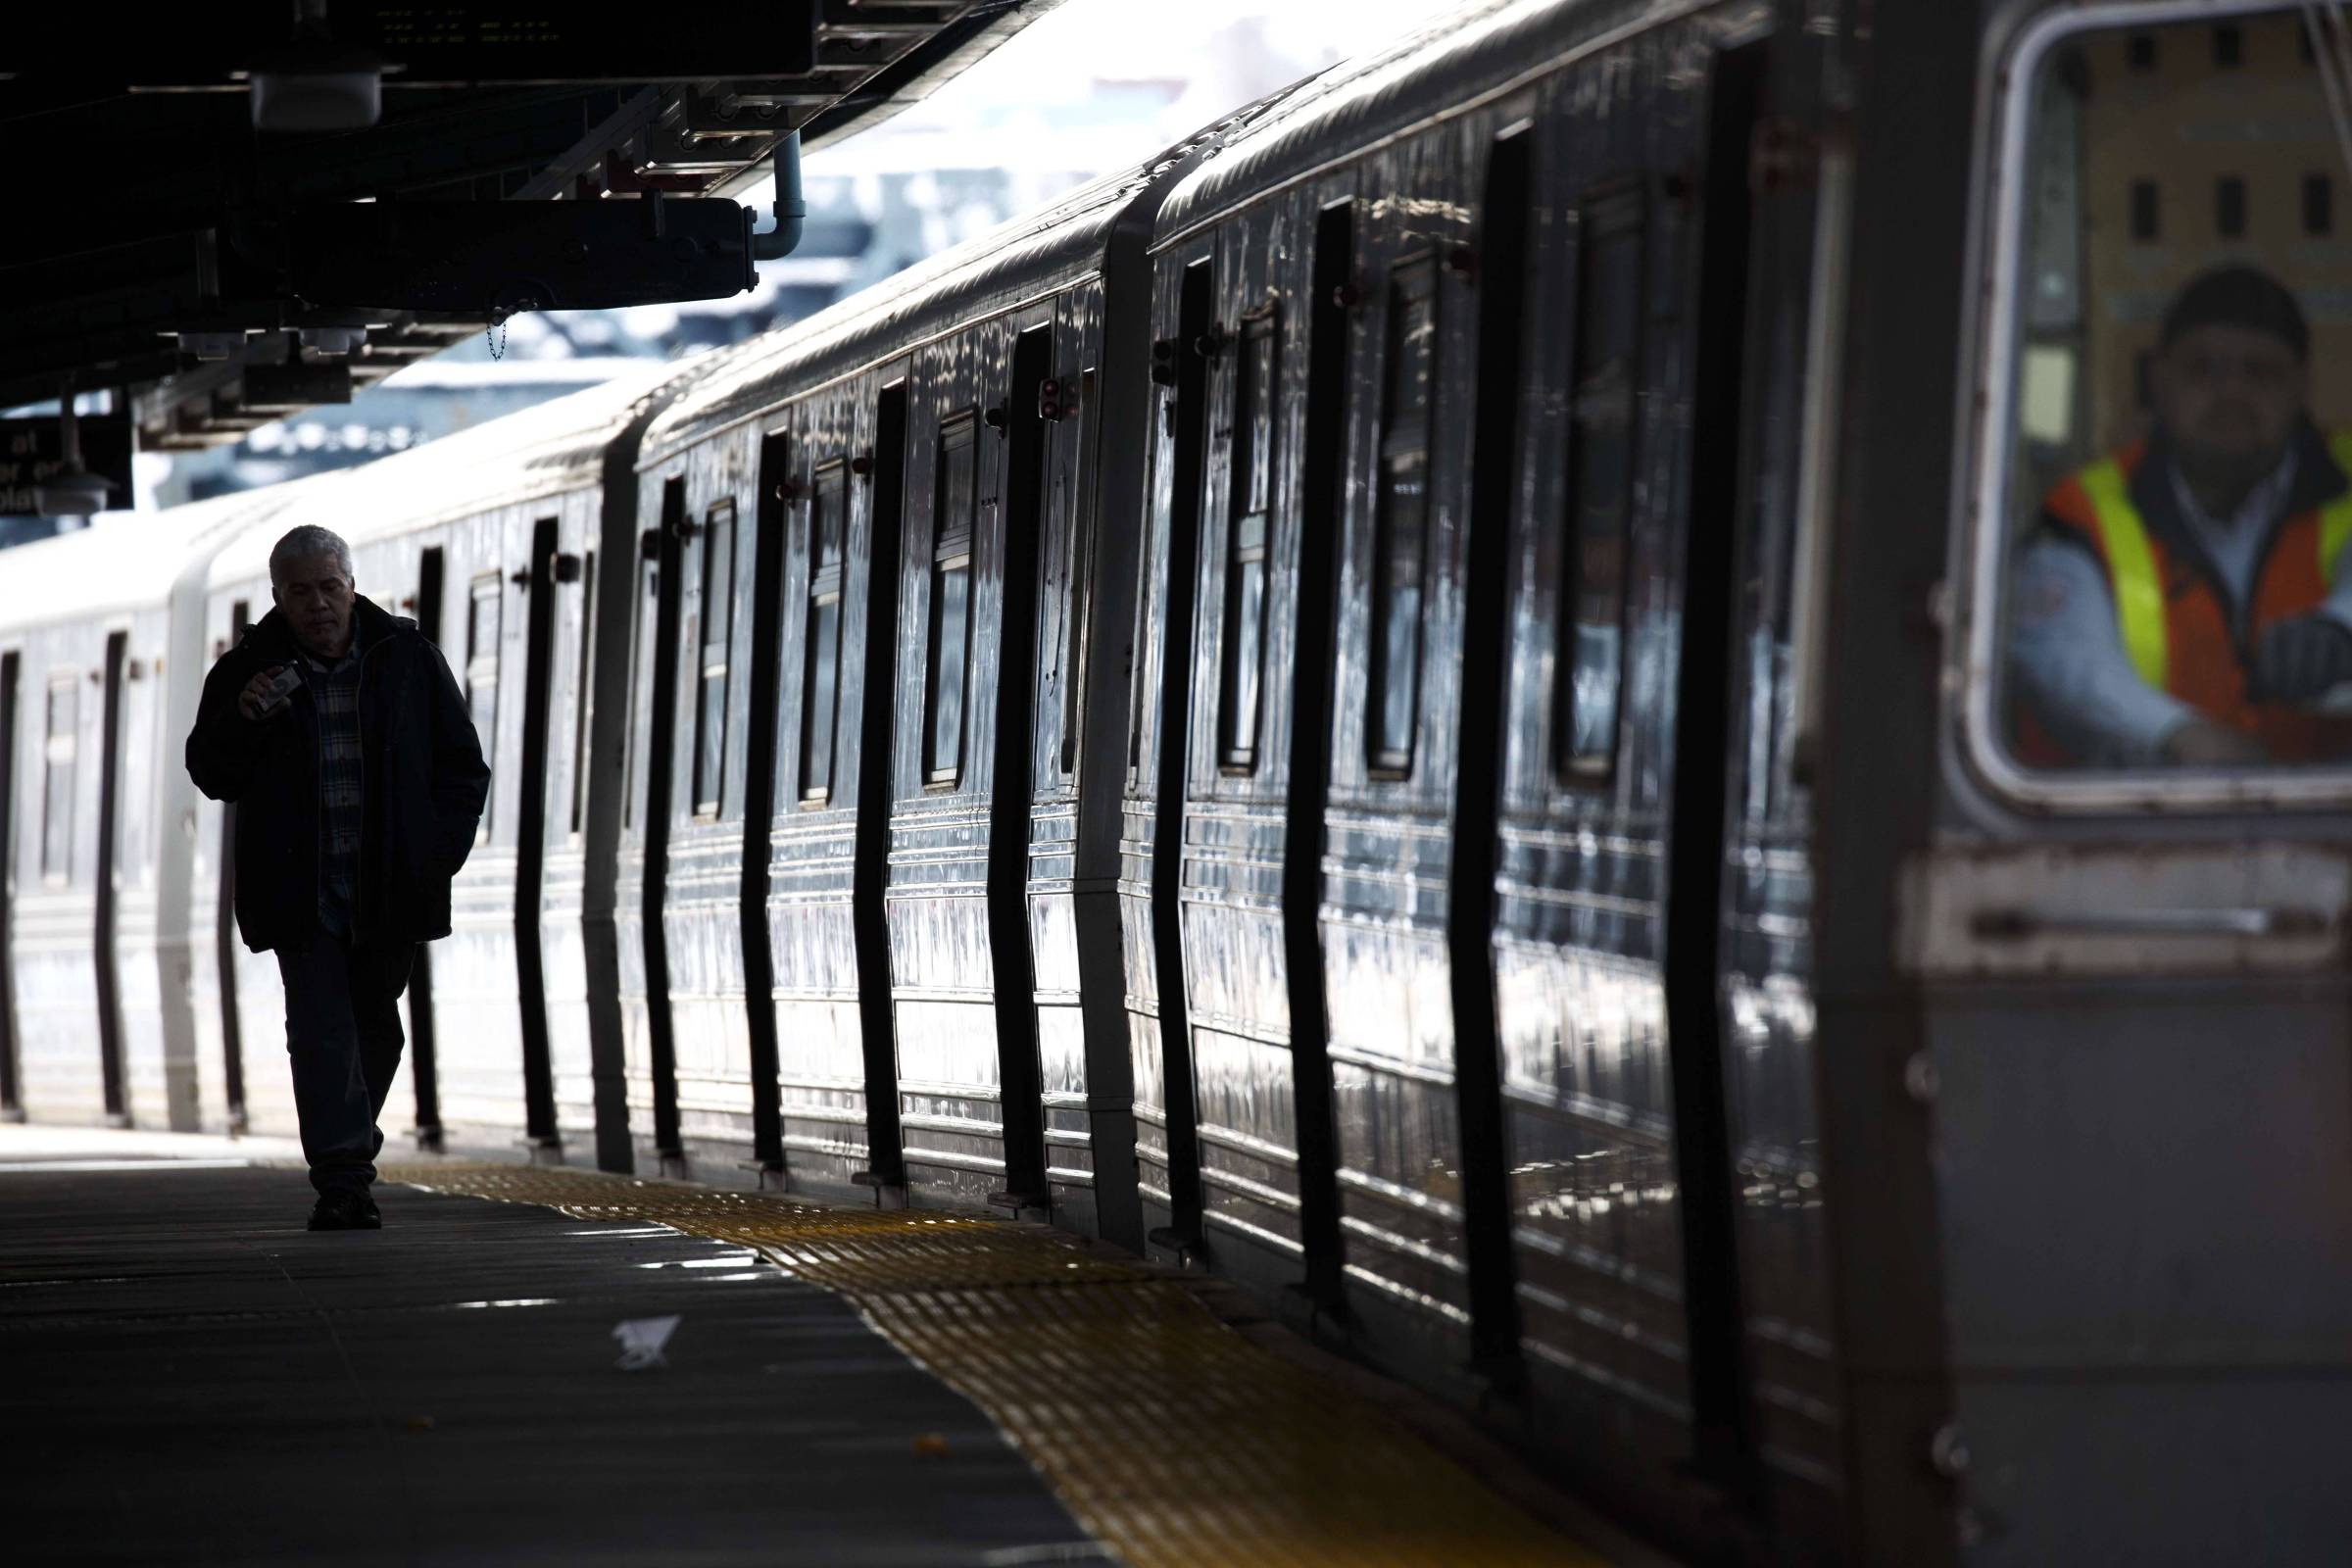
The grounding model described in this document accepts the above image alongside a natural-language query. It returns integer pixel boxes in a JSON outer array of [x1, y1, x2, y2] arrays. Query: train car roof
[[0, 478, 332, 636], [641, 83, 1321, 465], [207, 357, 694, 590], [1152, 0, 1609, 241]]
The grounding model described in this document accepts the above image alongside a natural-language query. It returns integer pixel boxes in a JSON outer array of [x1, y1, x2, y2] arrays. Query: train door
[[1182, 189, 1364, 1317], [0, 647, 18, 1117], [1034, 286, 1144, 1248], [1128, 254, 1215, 1254], [739, 421, 793, 1179], [92, 630, 128, 1124], [212, 601, 250, 1127], [886, 318, 1044, 1209], [985, 319, 1054, 1209], [407, 549, 445, 1146], [664, 470, 751, 1169], [513, 515, 562, 1149], [1658, 34, 1767, 1500], [850, 378, 908, 1191], [635, 481, 687, 1161], [544, 512, 601, 1151], [1486, 27, 1772, 1525], [1449, 126, 1533, 1379]]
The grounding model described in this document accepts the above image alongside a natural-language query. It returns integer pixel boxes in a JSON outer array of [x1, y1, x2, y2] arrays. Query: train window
[[568, 550, 596, 836], [1368, 256, 1437, 776], [693, 500, 737, 816], [801, 461, 847, 802], [624, 532, 659, 831], [1978, 6, 2352, 803], [466, 574, 501, 843], [40, 673, 74, 882], [924, 412, 978, 787], [1555, 189, 1642, 782], [1218, 307, 1278, 771], [1059, 367, 1099, 779]]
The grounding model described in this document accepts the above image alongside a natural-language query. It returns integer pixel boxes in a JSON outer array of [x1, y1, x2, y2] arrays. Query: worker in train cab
[[185, 525, 488, 1232], [2010, 265, 2352, 767]]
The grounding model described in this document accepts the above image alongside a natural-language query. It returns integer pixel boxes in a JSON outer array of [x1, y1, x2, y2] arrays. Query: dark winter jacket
[[186, 595, 489, 953]]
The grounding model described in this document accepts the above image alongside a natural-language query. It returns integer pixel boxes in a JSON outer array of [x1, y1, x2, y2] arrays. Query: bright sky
[[923, 0, 1452, 104], [765, 0, 1450, 183]]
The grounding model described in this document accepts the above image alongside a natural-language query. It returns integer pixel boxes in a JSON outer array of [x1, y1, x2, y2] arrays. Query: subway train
[[4, 2, 2347, 1563]]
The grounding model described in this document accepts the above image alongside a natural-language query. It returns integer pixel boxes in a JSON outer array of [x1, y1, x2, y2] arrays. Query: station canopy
[[0, 2, 1061, 452]]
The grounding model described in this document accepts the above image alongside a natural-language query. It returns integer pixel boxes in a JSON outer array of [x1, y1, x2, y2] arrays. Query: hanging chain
[[487, 318, 509, 361]]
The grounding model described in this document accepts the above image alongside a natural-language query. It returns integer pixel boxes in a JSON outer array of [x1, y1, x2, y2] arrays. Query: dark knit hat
[[2158, 265, 2310, 361]]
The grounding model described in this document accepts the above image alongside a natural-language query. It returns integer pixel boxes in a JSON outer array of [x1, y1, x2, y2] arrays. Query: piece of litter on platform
[[612, 1314, 680, 1370], [404, 1415, 435, 1432], [911, 1432, 950, 1458]]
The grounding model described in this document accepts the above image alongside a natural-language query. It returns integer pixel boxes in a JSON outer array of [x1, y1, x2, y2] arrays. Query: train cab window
[[1555, 190, 1642, 782], [801, 461, 848, 802], [925, 413, 978, 787], [693, 500, 737, 816], [1218, 307, 1278, 770], [1979, 6, 2352, 803], [465, 575, 501, 842], [40, 674, 74, 882], [1368, 256, 1437, 776]]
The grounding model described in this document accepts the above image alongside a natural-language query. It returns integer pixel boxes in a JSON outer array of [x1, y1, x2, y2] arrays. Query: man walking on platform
[[187, 525, 488, 1230]]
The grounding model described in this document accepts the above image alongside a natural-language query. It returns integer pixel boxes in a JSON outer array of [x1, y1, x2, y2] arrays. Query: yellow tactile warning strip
[[380, 1161, 1608, 1568]]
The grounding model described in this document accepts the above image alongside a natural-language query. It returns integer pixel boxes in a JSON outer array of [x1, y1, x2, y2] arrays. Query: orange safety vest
[[2037, 432, 2352, 761]]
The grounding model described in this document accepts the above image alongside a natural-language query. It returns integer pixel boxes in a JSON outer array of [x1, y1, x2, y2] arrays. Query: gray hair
[[270, 525, 354, 589]]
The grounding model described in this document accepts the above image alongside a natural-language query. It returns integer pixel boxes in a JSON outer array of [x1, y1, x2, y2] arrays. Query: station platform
[[0, 1128, 1645, 1567]]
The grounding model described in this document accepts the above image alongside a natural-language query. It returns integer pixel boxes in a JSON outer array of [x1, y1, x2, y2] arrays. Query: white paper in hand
[[612, 1314, 680, 1371]]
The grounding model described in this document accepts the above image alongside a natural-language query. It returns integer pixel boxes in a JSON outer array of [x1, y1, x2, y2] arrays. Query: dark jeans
[[274, 927, 416, 1195]]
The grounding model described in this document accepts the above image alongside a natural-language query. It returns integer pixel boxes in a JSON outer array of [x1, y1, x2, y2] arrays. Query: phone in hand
[[258, 663, 302, 715]]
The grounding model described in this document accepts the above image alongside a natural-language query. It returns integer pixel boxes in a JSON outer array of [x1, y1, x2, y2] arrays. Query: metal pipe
[[750, 130, 806, 262]]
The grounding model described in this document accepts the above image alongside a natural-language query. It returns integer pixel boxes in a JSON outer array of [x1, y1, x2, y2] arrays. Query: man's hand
[[2159, 717, 2269, 767], [2252, 613, 2352, 703], [237, 665, 298, 723]]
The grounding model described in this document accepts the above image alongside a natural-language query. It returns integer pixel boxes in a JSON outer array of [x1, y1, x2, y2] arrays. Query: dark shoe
[[308, 1190, 382, 1231]]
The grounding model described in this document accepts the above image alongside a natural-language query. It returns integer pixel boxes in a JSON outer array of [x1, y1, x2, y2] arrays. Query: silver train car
[[2, 2, 2345, 1561]]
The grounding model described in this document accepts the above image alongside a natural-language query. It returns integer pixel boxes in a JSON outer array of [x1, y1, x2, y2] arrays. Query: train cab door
[[1903, 6, 2352, 1560]]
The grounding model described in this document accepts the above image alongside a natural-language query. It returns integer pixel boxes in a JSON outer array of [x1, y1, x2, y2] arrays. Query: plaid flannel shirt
[[302, 644, 364, 935]]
